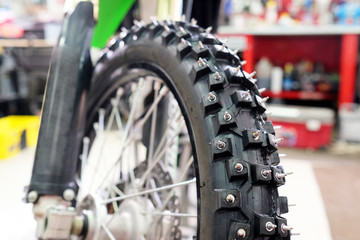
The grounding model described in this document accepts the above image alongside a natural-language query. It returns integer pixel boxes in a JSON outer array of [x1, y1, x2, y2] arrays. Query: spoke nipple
[[261, 169, 272, 178], [235, 163, 244, 172], [217, 140, 226, 149], [237, 228, 246, 237], [240, 60, 247, 66], [27, 190, 38, 203], [258, 88, 266, 94], [233, 49, 239, 55], [265, 222, 277, 232], [261, 96, 270, 103], [205, 26, 213, 35], [198, 58, 206, 67], [179, 26, 186, 34], [281, 224, 293, 233], [214, 72, 221, 80], [198, 41, 204, 49], [223, 111, 232, 122], [208, 92, 217, 102], [248, 71, 256, 78], [191, 18, 198, 25], [225, 194, 235, 203]]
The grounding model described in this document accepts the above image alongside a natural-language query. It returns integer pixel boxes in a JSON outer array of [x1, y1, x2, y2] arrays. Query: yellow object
[[0, 116, 40, 159]]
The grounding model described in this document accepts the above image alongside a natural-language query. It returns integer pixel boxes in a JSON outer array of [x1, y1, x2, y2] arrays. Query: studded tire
[[86, 20, 290, 240]]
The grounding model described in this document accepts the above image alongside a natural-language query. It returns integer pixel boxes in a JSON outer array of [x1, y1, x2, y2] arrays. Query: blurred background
[[0, 0, 359, 239]]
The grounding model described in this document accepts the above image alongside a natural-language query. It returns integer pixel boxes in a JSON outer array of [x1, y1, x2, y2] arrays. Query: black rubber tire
[[85, 20, 290, 240]]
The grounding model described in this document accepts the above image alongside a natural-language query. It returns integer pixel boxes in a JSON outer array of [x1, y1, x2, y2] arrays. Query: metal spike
[[150, 16, 158, 25], [205, 26, 213, 35], [133, 19, 142, 27], [240, 60, 247, 66], [258, 88, 266, 94], [121, 27, 128, 33], [265, 111, 272, 115], [265, 222, 277, 232], [180, 38, 186, 45], [274, 125, 282, 130], [214, 72, 221, 80], [217, 140, 226, 149], [235, 66, 241, 75], [198, 41, 204, 49], [198, 58, 206, 67], [208, 92, 217, 102], [251, 78, 257, 83], [235, 163, 244, 172], [221, 43, 226, 51], [233, 49, 239, 55], [116, 87, 124, 97], [179, 26, 186, 34], [164, 24, 171, 32], [242, 90, 250, 98], [281, 224, 294, 232], [261, 169, 272, 178], [248, 71, 256, 78], [288, 203, 296, 207], [261, 96, 270, 103], [291, 232, 301, 236], [181, 14, 186, 22], [191, 18, 197, 25], [225, 194, 235, 203], [237, 228, 246, 237], [223, 112, 232, 122], [274, 137, 284, 143], [278, 153, 287, 157], [276, 172, 294, 179]]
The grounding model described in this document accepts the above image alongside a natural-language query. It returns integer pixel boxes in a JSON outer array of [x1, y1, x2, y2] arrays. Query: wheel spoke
[[102, 178, 196, 204], [101, 223, 116, 240], [142, 211, 197, 218]]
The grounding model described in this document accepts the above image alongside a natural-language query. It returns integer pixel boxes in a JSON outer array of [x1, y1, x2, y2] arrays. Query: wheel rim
[[76, 74, 198, 240]]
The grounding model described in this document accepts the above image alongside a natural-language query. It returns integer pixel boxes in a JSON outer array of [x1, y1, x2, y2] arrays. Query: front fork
[[26, 1, 95, 238]]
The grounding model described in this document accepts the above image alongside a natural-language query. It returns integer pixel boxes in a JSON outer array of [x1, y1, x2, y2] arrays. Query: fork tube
[[27, 2, 95, 200]]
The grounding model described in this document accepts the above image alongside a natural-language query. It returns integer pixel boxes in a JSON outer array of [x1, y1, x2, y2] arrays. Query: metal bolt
[[235, 163, 244, 172], [224, 112, 232, 122], [63, 189, 76, 201], [261, 169, 272, 178], [237, 228, 246, 237], [27, 191, 38, 203], [281, 224, 293, 233], [265, 222, 277, 232], [208, 92, 216, 102], [225, 194, 235, 203], [217, 140, 226, 149]]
